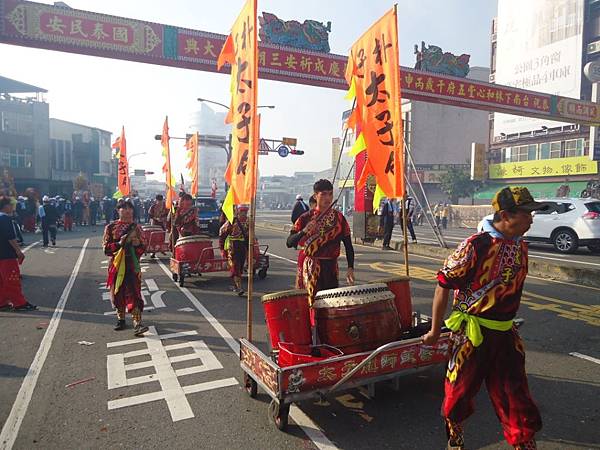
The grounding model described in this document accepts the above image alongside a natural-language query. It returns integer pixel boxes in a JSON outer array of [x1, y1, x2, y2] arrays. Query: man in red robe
[[423, 187, 545, 450], [103, 200, 148, 336], [286, 179, 355, 306]]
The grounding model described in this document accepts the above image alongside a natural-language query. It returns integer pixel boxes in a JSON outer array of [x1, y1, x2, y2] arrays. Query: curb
[[256, 221, 600, 289]]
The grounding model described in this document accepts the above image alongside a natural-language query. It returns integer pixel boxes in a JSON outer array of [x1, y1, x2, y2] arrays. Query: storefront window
[[550, 141, 562, 158]]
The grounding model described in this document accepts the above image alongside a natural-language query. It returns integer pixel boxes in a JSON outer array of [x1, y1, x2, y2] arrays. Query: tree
[[438, 168, 481, 204]]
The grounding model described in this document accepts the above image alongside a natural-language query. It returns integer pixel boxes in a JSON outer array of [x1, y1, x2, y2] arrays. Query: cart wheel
[[243, 373, 258, 398], [268, 400, 289, 431], [172, 273, 178, 282], [179, 274, 185, 287], [258, 268, 267, 280]]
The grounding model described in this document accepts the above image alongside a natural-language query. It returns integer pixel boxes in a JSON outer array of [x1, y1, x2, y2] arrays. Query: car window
[[195, 199, 218, 212], [585, 202, 600, 213], [534, 202, 557, 215], [554, 203, 573, 214]]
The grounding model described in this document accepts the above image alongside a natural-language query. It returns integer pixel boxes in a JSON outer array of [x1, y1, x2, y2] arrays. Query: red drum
[[313, 283, 400, 354], [262, 289, 311, 349], [370, 276, 413, 331], [174, 235, 213, 263], [141, 225, 166, 252]]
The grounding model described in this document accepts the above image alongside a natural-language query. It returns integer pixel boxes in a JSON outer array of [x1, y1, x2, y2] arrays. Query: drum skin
[[313, 284, 400, 354], [174, 235, 213, 263], [141, 225, 166, 250], [262, 290, 311, 349], [370, 276, 413, 331]]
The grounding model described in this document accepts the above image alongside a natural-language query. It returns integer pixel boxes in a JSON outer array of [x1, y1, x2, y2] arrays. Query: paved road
[[1, 226, 599, 449], [260, 209, 600, 270]]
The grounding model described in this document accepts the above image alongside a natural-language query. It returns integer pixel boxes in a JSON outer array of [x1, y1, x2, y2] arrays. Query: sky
[[0, 0, 498, 181]]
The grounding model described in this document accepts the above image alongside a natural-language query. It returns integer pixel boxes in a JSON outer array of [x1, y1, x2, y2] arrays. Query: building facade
[[188, 103, 229, 196], [49, 118, 114, 197], [0, 77, 50, 193], [486, 0, 600, 200]]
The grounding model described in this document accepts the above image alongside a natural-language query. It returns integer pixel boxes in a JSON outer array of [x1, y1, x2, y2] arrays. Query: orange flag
[[345, 6, 405, 199], [217, 0, 259, 206], [112, 126, 130, 197], [186, 132, 199, 197], [161, 116, 176, 209]]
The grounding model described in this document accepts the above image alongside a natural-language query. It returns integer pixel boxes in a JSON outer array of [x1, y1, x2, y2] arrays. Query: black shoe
[[114, 319, 126, 331], [13, 302, 38, 311], [52, 241, 56, 246], [237, 289, 245, 297], [134, 324, 149, 336]]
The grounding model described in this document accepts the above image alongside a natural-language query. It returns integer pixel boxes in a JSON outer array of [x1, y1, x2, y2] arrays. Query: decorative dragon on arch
[[414, 41, 471, 78], [259, 12, 331, 53]]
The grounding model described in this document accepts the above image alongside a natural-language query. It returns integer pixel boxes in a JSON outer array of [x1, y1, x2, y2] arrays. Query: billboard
[[494, 0, 584, 136]]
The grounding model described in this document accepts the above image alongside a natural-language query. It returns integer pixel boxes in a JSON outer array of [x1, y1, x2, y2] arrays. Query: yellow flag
[[373, 184, 386, 214], [348, 132, 367, 157], [222, 187, 234, 223]]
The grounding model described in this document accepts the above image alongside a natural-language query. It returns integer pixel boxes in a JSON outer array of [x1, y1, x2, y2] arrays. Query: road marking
[[156, 259, 339, 450], [368, 261, 600, 327], [267, 252, 297, 264], [22, 241, 39, 253], [569, 352, 600, 365], [0, 239, 89, 450], [107, 326, 237, 422]]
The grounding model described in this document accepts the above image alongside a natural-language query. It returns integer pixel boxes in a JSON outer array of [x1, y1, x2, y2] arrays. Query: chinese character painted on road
[[107, 326, 238, 422]]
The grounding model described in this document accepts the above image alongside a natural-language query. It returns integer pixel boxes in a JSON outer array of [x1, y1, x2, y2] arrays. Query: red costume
[[437, 232, 542, 448], [149, 202, 168, 230], [103, 220, 145, 317], [173, 206, 201, 237], [290, 208, 353, 306]]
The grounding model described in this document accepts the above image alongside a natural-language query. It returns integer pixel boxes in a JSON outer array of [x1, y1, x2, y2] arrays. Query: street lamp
[[197, 97, 275, 110], [127, 152, 146, 164]]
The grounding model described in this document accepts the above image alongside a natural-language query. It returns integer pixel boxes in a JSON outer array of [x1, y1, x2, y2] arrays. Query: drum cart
[[141, 225, 169, 256], [240, 313, 450, 431], [170, 242, 270, 287]]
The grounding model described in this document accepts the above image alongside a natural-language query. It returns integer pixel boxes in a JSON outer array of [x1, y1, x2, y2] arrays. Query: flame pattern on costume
[[295, 208, 346, 306]]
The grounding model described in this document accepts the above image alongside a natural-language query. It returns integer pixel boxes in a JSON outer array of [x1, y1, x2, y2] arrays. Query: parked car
[[477, 198, 600, 254], [195, 196, 221, 237]]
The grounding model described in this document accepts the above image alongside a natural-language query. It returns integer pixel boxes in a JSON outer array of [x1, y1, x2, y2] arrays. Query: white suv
[[525, 198, 600, 254], [477, 198, 600, 254]]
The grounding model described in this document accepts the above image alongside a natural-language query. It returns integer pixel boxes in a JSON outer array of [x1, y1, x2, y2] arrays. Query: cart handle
[[328, 335, 446, 393]]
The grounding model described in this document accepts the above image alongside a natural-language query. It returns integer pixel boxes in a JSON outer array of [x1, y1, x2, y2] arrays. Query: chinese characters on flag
[[345, 7, 405, 199], [112, 126, 130, 197], [217, 0, 258, 221], [161, 117, 176, 209], [186, 132, 199, 197]]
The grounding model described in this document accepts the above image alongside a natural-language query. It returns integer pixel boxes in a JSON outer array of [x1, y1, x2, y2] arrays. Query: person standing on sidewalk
[[422, 186, 545, 450], [291, 194, 309, 224], [103, 200, 148, 336], [40, 196, 59, 247], [380, 198, 395, 250], [0, 196, 37, 311], [441, 203, 451, 230]]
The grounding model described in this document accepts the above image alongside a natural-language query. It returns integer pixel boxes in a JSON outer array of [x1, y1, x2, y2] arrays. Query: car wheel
[[588, 244, 600, 254], [552, 229, 579, 254]]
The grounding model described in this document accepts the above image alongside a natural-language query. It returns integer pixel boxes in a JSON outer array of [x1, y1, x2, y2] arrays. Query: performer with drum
[[103, 200, 148, 336], [148, 194, 168, 230], [422, 187, 544, 450], [219, 205, 250, 296], [286, 179, 355, 306], [172, 193, 201, 237]]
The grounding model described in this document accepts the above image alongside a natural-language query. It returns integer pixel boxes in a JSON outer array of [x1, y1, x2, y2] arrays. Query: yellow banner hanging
[[217, 0, 259, 206], [112, 126, 130, 197], [161, 116, 176, 209], [345, 6, 405, 199], [186, 132, 199, 197]]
